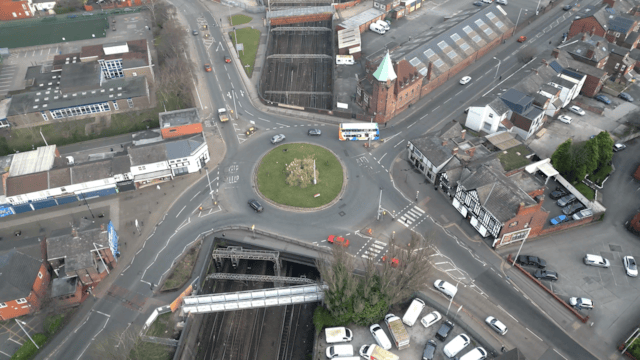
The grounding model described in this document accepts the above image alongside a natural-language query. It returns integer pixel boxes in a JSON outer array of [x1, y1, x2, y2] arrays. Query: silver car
[[624, 256, 638, 277], [270, 134, 285, 144]]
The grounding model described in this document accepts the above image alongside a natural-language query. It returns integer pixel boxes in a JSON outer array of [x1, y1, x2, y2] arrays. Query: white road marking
[[497, 305, 519, 323], [176, 205, 186, 217], [394, 139, 405, 148], [553, 349, 567, 359], [526, 327, 543, 341]]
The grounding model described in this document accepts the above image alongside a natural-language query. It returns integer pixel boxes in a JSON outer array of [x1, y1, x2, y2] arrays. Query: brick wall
[[270, 13, 332, 26], [333, 0, 361, 10], [572, 100, 604, 115], [53, 283, 87, 309], [580, 73, 606, 97], [568, 18, 606, 40]]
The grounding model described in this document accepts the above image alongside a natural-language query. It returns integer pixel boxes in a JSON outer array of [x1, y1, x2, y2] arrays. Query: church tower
[[370, 51, 397, 123]]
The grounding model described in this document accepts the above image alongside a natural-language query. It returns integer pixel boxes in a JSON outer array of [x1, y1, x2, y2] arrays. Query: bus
[[338, 123, 380, 141]]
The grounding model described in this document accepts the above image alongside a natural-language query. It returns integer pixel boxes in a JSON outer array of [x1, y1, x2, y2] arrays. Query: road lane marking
[[553, 349, 567, 359], [526, 327, 543, 341], [394, 139, 405, 148], [420, 113, 429, 120], [176, 205, 186, 217], [497, 305, 519, 323]]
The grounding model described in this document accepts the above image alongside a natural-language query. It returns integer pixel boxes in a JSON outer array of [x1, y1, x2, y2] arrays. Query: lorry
[[218, 108, 229, 122], [324, 327, 353, 344], [359, 344, 399, 360], [384, 313, 410, 350]]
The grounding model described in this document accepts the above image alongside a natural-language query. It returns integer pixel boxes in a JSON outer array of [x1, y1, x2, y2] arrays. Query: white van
[[443, 334, 471, 357], [325, 327, 353, 343], [336, 55, 355, 65], [370, 23, 386, 34], [326, 344, 353, 358], [434, 279, 457, 298], [460, 347, 488, 360], [376, 19, 390, 31], [402, 298, 425, 326]]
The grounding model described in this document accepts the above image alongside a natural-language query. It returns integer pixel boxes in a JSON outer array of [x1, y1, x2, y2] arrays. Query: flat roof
[[129, 132, 206, 165], [338, 28, 361, 49], [159, 108, 200, 129], [9, 145, 57, 177], [47, 226, 110, 273], [485, 131, 521, 151], [53, 39, 150, 71], [267, 6, 333, 19], [339, 8, 384, 30]]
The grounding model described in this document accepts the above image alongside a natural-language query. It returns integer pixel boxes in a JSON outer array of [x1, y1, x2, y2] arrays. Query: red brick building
[[0, 0, 32, 21], [567, 4, 640, 47], [0, 250, 50, 320]]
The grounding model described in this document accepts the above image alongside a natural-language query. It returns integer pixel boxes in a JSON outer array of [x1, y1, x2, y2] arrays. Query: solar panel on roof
[[606, 7, 615, 14]]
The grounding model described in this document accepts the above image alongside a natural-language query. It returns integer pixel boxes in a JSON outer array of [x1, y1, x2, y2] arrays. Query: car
[[550, 215, 568, 225], [270, 134, 285, 144], [562, 202, 585, 216], [434, 280, 457, 297], [515, 255, 546, 268], [481, 0, 492, 3], [204, 63, 212, 72], [248, 199, 263, 212], [112, 25, 116, 31], [496, 0, 507, 4], [569, 105, 586, 115], [420, 311, 442, 328], [308, 128, 322, 136], [443, 334, 471, 357], [369, 324, 392, 350], [556, 194, 576, 207], [533, 269, 559, 281], [224, 55, 231, 63], [563, 4, 573, 10], [82, 12, 94, 16], [558, 115, 572, 124], [613, 143, 627, 152], [572, 209, 593, 220], [550, 188, 568, 200], [624, 256, 638, 277], [327, 235, 349, 247], [619, 92, 634, 102], [594, 94, 611, 104], [569, 297, 594, 310], [473, 1, 484, 5], [460, 76, 472, 85], [435, 320, 454, 341], [518, 35, 527, 43], [485, 316, 508, 335], [423, 339, 437, 360], [192, 29, 199, 35], [460, 347, 488, 360], [584, 254, 610, 268], [375, 19, 390, 31]]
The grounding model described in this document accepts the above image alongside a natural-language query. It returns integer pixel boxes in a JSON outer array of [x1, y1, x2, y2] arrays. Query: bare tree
[[92, 324, 146, 360], [316, 244, 358, 319]]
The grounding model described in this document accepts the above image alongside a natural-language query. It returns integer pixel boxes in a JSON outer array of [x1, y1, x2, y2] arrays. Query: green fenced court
[[0, 15, 109, 49]]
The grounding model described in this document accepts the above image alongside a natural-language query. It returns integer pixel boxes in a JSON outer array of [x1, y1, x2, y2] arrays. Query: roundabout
[[254, 143, 346, 210]]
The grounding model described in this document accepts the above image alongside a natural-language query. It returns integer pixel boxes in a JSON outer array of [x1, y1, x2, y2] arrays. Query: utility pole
[[415, 190, 419, 202], [93, 243, 110, 274], [313, 159, 317, 185], [512, 237, 528, 266], [15, 320, 38, 349], [446, 282, 459, 316], [377, 188, 383, 221], [514, 8, 526, 30], [232, 91, 238, 120], [493, 57, 501, 80], [251, 224, 256, 239]]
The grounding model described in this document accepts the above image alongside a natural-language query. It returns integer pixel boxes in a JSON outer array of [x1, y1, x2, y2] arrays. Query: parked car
[[563, 4, 573, 10], [325, 344, 353, 358], [550, 215, 568, 225], [459, 76, 472, 85], [473, 1, 484, 5], [533, 270, 559, 281], [613, 143, 627, 152], [594, 94, 611, 104], [496, 0, 507, 4], [516, 255, 546, 268], [569, 297, 594, 310], [619, 92, 634, 102], [435, 320, 454, 341], [558, 115, 572, 124], [443, 334, 471, 358], [423, 340, 437, 360], [569, 105, 586, 115], [327, 235, 349, 247], [434, 280, 457, 297], [556, 194, 576, 207], [369, 324, 392, 350], [624, 256, 638, 277], [192, 29, 199, 35], [572, 209, 593, 220], [420, 311, 442, 328], [584, 254, 610, 268], [550, 188, 568, 200], [375, 19, 390, 31], [485, 316, 508, 335], [248, 199, 263, 212], [460, 347, 488, 360], [270, 134, 286, 144], [481, 0, 492, 3], [562, 202, 585, 216], [308, 128, 322, 136]]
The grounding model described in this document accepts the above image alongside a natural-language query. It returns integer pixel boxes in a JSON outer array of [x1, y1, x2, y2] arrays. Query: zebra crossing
[[397, 206, 425, 227], [361, 240, 388, 260]]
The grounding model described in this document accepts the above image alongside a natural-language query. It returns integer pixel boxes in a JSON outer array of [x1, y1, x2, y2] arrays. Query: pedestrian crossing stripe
[[371, 244, 385, 250], [412, 206, 425, 214], [374, 240, 386, 246]]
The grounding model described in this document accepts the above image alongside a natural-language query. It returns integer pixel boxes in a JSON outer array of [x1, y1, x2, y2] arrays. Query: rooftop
[[129, 132, 206, 166], [9, 145, 57, 177], [53, 39, 150, 71], [267, 6, 334, 19], [51, 275, 78, 298], [0, 249, 43, 303], [338, 8, 385, 30], [337, 27, 361, 50], [159, 108, 200, 129], [47, 225, 110, 273], [373, 52, 397, 82]]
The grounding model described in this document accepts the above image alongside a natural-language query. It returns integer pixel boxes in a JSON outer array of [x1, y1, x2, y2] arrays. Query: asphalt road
[[33, 0, 607, 359]]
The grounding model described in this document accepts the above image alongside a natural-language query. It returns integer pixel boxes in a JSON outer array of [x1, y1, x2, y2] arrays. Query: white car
[[569, 297, 594, 309], [558, 115, 572, 124], [496, 0, 507, 4], [459, 76, 472, 85], [443, 334, 471, 357], [369, 324, 392, 350], [420, 311, 442, 328], [482, 0, 492, 3], [569, 105, 586, 115], [624, 256, 638, 277], [270, 134, 286, 144], [375, 19, 390, 31], [485, 316, 508, 335]]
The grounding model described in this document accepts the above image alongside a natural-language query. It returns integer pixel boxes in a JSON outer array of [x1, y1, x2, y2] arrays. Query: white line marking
[[394, 139, 405, 148], [176, 205, 186, 217], [526, 327, 543, 341], [553, 349, 567, 359], [497, 305, 519, 323]]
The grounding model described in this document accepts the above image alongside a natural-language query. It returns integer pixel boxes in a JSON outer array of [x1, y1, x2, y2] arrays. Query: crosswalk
[[397, 206, 425, 227], [361, 240, 388, 260]]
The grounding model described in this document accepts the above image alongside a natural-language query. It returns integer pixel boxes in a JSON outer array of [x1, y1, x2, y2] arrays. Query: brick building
[[159, 108, 202, 139], [567, 4, 640, 47], [0, 249, 50, 320], [0, 0, 32, 20]]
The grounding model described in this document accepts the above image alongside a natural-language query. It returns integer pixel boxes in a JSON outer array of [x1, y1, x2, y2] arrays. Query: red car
[[224, 55, 231, 63], [204, 63, 212, 72], [518, 36, 527, 43], [382, 256, 399, 267], [327, 235, 349, 247]]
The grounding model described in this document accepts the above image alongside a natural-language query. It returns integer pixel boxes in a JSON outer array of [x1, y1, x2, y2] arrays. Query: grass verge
[[161, 240, 202, 291], [575, 183, 595, 200], [257, 143, 343, 208], [230, 14, 252, 26], [229, 28, 261, 77], [148, 313, 173, 337], [497, 144, 532, 172], [11, 333, 48, 360]]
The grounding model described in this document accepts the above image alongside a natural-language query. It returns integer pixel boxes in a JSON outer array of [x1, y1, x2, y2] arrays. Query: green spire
[[373, 51, 397, 82]]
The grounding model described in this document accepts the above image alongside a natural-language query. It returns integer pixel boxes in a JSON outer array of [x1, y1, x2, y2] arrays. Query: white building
[[465, 97, 512, 135]]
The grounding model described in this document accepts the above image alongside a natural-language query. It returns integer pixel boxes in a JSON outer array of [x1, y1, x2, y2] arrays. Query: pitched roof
[[46, 226, 110, 273], [373, 52, 397, 82], [608, 14, 636, 33], [6, 172, 48, 196], [410, 136, 454, 168], [487, 97, 511, 116], [0, 250, 43, 303]]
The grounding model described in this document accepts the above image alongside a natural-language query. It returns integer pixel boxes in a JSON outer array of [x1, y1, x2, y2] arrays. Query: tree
[[551, 139, 573, 176], [517, 47, 536, 63], [595, 131, 614, 168], [578, 140, 599, 175]]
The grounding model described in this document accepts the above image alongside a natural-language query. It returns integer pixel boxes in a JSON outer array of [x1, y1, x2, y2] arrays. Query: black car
[[473, 1, 483, 5], [533, 269, 559, 281], [550, 187, 568, 200], [248, 199, 263, 212], [422, 339, 437, 360], [516, 255, 547, 268], [563, 4, 573, 10], [435, 320, 454, 341], [562, 202, 585, 216], [308, 128, 322, 136]]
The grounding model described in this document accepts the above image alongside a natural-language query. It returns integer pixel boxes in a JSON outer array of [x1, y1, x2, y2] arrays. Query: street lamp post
[[512, 237, 527, 266], [80, 192, 95, 219], [15, 320, 38, 349], [493, 57, 501, 80], [251, 224, 255, 239], [205, 167, 214, 202], [536, 0, 542, 15], [376, 188, 383, 221], [445, 282, 459, 316], [514, 8, 527, 30]]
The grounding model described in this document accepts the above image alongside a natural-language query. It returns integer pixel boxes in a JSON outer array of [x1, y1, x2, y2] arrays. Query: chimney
[[517, 202, 526, 214], [452, 147, 459, 156], [460, 129, 466, 140], [551, 49, 560, 59], [442, 140, 448, 146], [590, 27, 596, 36], [427, 62, 434, 81], [541, 59, 547, 66], [582, 33, 588, 41], [596, 41, 601, 47], [466, 147, 476, 157]]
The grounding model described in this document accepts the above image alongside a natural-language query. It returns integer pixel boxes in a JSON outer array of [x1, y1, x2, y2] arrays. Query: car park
[[434, 279, 457, 297], [572, 209, 593, 220], [516, 255, 546, 268], [369, 324, 392, 350], [248, 199, 263, 212], [308, 128, 322, 136], [327, 235, 349, 247], [533, 270, 559, 281], [569, 297, 594, 310], [556, 194, 576, 207], [443, 334, 471, 357], [594, 94, 611, 104], [550, 215, 568, 225], [435, 320, 454, 341], [562, 202, 585, 216], [558, 115, 572, 124], [614, 143, 626, 152], [619, 92, 634, 102], [569, 105, 586, 115], [402, 298, 425, 327], [460, 347, 488, 360], [422, 340, 437, 360], [584, 254, 610, 268], [271, 134, 286, 144], [485, 316, 508, 335], [550, 188, 568, 200], [459, 76, 472, 85], [420, 311, 442, 328], [624, 256, 638, 277]]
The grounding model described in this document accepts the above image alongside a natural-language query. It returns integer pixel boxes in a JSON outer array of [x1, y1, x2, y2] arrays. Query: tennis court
[[0, 16, 108, 49]]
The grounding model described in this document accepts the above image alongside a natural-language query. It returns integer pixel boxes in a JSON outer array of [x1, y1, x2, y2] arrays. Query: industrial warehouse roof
[[266, 6, 334, 19], [396, 4, 513, 80], [338, 8, 384, 30], [9, 145, 57, 177]]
